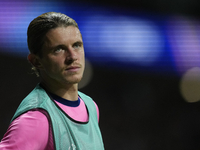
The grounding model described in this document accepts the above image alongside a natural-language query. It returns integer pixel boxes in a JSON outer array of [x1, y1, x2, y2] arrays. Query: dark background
[[1, 0, 200, 149]]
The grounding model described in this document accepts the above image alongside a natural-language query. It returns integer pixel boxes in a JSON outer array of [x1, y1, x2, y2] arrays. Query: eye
[[73, 42, 82, 49], [54, 47, 64, 53]]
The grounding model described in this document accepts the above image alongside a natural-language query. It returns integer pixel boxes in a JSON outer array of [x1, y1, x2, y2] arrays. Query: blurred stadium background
[[1, 0, 200, 149]]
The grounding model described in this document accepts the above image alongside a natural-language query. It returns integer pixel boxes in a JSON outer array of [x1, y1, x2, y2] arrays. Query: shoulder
[[11, 84, 49, 122], [78, 91, 93, 100], [78, 91, 96, 108], [0, 110, 49, 150], [15, 110, 49, 125], [78, 92, 100, 122], [9, 110, 49, 138]]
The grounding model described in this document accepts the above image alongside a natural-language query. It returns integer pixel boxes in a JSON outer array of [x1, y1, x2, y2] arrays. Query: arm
[[0, 111, 50, 150]]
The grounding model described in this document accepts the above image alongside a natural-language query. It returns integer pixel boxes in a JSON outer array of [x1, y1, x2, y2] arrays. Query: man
[[0, 12, 104, 150]]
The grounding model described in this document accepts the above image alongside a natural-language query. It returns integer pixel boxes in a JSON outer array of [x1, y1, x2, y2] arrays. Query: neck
[[40, 80, 79, 101]]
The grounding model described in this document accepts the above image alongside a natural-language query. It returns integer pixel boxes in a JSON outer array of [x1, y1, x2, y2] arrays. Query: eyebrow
[[47, 40, 83, 51], [73, 41, 83, 45]]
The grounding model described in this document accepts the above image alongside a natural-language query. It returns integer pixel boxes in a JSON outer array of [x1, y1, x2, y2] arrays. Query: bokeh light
[[180, 67, 200, 103], [82, 15, 164, 66], [78, 59, 93, 89], [0, 0, 71, 56], [0, 0, 199, 75], [167, 15, 200, 74]]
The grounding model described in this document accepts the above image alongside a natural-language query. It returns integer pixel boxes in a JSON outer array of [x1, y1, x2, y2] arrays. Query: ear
[[27, 53, 43, 69]]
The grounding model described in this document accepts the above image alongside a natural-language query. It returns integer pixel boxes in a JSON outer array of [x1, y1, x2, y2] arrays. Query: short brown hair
[[27, 12, 79, 57]]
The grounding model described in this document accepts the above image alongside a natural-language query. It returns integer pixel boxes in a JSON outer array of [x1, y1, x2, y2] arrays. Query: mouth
[[65, 65, 81, 72]]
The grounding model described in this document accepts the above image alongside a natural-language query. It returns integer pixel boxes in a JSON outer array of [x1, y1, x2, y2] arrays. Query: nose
[[65, 47, 77, 64]]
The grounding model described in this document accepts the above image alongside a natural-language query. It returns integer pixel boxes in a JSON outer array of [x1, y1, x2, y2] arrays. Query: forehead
[[44, 26, 82, 47]]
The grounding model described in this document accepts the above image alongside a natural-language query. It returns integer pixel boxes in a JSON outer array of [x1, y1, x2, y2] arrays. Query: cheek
[[43, 58, 63, 72], [80, 51, 85, 63], [81, 55, 85, 67]]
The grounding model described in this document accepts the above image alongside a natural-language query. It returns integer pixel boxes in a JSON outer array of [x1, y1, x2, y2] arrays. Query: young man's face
[[38, 26, 85, 86]]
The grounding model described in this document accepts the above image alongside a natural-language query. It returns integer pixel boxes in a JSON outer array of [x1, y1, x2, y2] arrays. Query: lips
[[65, 65, 81, 71]]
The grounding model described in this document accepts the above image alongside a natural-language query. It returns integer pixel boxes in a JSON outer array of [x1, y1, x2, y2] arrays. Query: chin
[[65, 76, 82, 84]]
